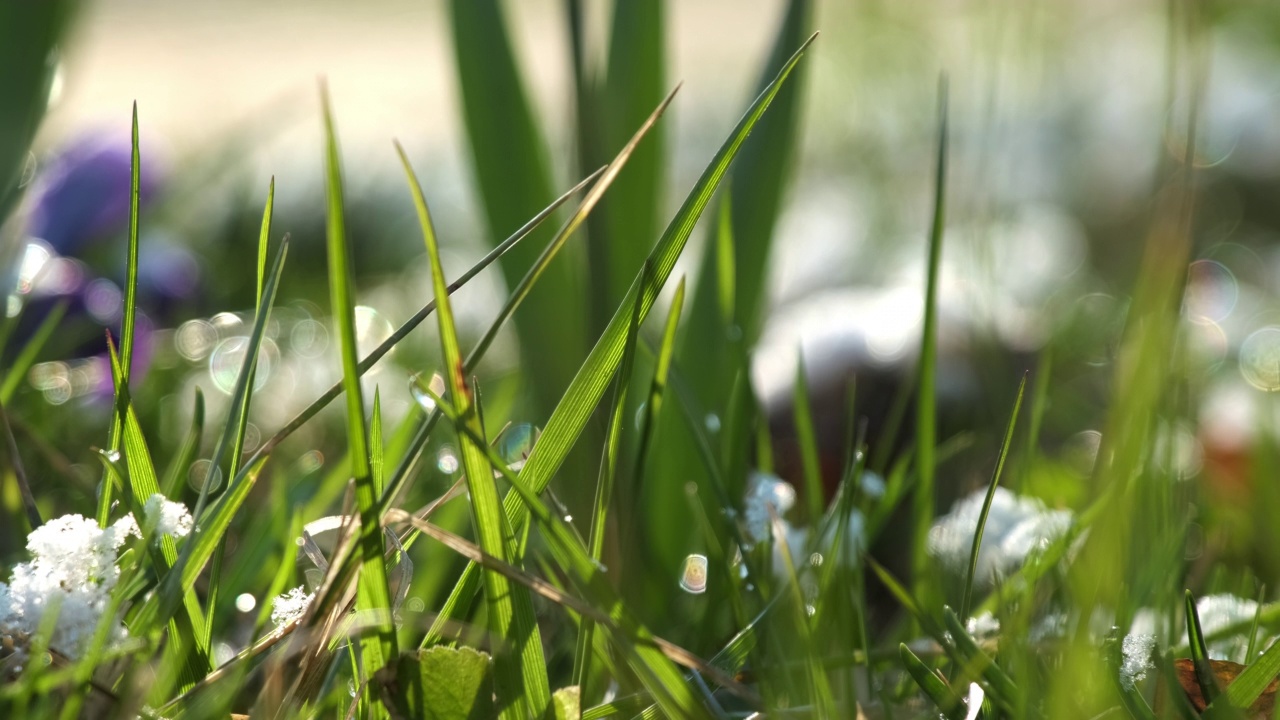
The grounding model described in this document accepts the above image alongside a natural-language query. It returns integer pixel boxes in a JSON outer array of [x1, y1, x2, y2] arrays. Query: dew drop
[[188, 459, 224, 493], [235, 593, 257, 613], [679, 554, 709, 594], [209, 336, 279, 394], [436, 447, 459, 474], [704, 413, 721, 433], [102, 450, 121, 464], [497, 424, 540, 470], [563, 514, 573, 523], [809, 552, 824, 567], [410, 372, 445, 413]]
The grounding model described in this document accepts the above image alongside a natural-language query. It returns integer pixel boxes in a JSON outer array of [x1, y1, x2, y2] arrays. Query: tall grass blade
[[899, 643, 966, 720], [103, 336, 212, 685], [960, 372, 1027, 618], [0, 300, 66, 404], [400, 85, 679, 641], [1186, 589, 1221, 706], [941, 606, 1017, 713], [396, 143, 550, 718], [649, 0, 812, 579], [96, 103, 142, 527], [1220, 635, 1280, 712], [243, 168, 599, 474], [912, 75, 950, 607], [592, 0, 667, 324], [321, 85, 398, 683], [793, 351, 824, 523], [573, 262, 652, 695], [161, 388, 203, 499], [137, 237, 288, 638], [0, 396, 40, 531], [450, 0, 585, 415], [421, 33, 815, 647], [401, 385, 727, 717]]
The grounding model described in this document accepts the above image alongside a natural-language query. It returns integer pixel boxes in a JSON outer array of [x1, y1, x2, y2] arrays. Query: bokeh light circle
[[209, 336, 279, 394], [1239, 327, 1280, 391]]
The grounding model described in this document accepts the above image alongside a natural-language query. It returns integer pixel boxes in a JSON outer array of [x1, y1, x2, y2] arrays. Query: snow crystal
[[744, 472, 797, 543], [1120, 633, 1156, 689], [0, 513, 140, 662], [143, 493, 193, 539], [271, 586, 315, 627], [926, 487, 1073, 584]]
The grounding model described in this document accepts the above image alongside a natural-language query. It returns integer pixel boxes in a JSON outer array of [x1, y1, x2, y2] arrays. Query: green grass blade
[[256, 177, 273, 304], [0, 300, 67, 404], [371, 388, 385, 497], [900, 643, 967, 720], [912, 75, 950, 608], [136, 237, 288, 636], [396, 143, 550, 718], [103, 337, 212, 685], [455, 88, 677, 386], [241, 169, 598, 480], [573, 262, 653, 695], [450, 0, 584, 415], [592, 0, 666, 322], [961, 372, 1028, 618], [0, 395, 40, 531], [161, 389, 204, 499], [404, 386, 721, 718], [647, 0, 812, 583], [1186, 589, 1222, 706], [322, 85, 398, 681], [1220, 635, 1280, 712], [624, 276, 686, 555], [634, 275, 685, 483], [421, 33, 816, 649], [792, 350, 824, 524], [510, 30, 818, 509], [942, 605, 1017, 713], [0, 0, 74, 217], [96, 103, 142, 527]]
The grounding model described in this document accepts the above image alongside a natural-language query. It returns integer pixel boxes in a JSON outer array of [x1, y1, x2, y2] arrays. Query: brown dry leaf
[[1162, 658, 1278, 719]]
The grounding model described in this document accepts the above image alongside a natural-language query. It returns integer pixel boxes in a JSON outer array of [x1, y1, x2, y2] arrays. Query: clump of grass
[[2, 1, 1278, 718]]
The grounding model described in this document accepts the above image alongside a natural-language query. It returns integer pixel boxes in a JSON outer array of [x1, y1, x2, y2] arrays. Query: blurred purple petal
[[26, 132, 161, 255]]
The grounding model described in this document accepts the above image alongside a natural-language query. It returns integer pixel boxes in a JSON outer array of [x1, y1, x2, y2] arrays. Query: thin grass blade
[[0, 300, 67, 404], [900, 643, 967, 720], [1187, 589, 1222, 706], [420, 35, 816, 650], [960, 372, 1027, 618], [912, 75, 950, 608], [573, 262, 653, 694], [96, 104, 142, 527], [321, 85, 398, 683], [396, 144, 550, 718]]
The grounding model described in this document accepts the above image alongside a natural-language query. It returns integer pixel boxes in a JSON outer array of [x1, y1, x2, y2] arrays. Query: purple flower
[[25, 131, 161, 255]]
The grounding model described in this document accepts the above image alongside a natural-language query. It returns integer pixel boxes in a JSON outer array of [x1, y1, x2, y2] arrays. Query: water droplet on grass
[[436, 447, 459, 474], [679, 554, 708, 594], [209, 336, 278, 394], [188, 459, 223, 493], [410, 372, 445, 413], [497, 424, 540, 471]]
